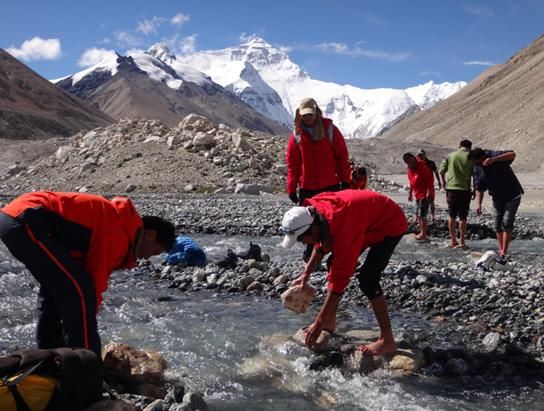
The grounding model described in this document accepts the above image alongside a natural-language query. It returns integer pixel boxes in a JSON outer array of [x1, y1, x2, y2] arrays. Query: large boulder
[[102, 343, 167, 398], [178, 114, 215, 132]]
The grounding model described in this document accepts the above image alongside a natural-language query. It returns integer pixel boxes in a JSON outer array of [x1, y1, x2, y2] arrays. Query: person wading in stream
[[0, 191, 176, 356], [281, 189, 407, 355]]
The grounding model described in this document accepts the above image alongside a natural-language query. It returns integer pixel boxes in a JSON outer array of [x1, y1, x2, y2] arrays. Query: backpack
[[0, 348, 102, 411], [293, 122, 334, 145]]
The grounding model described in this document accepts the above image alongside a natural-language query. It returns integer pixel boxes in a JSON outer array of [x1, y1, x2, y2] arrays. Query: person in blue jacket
[[164, 236, 207, 266]]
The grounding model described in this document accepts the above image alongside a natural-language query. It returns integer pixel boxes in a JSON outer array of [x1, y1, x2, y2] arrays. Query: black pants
[[357, 235, 403, 300], [0, 211, 100, 356]]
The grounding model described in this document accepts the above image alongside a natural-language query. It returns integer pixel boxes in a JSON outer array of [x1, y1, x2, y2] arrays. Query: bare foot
[[414, 234, 426, 240], [446, 242, 459, 249], [357, 339, 397, 356]]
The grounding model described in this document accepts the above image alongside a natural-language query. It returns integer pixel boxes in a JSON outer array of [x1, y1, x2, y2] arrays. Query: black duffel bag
[[0, 347, 102, 411]]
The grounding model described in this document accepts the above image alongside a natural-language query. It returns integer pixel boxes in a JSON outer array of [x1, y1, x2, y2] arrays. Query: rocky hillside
[[0, 114, 402, 195], [56, 52, 288, 135], [0, 49, 112, 139], [381, 34, 544, 173]]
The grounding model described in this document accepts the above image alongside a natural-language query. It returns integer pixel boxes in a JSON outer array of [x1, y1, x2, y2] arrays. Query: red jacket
[[407, 158, 434, 200], [286, 117, 351, 193], [305, 190, 407, 294], [2, 192, 143, 308]]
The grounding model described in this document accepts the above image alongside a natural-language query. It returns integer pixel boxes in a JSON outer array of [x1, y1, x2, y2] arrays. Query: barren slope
[[381, 35, 544, 173]]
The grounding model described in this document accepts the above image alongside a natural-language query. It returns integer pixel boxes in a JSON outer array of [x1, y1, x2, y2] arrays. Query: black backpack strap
[[7, 385, 32, 411], [2, 357, 47, 411]]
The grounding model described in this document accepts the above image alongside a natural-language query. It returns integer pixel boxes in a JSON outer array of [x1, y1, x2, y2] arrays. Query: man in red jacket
[[0, 191, 175, 356], [281, 190, 407, 356], [403, 152, 435, 242]]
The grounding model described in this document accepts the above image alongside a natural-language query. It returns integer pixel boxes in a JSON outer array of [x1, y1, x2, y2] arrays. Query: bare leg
[[358, 295, 397, 356], [496, 231, 505, 255], [503, 231, 513, 255], [459, 219, 467, 247], [448, 217, 458, 247], [415, 218, 428, 240]]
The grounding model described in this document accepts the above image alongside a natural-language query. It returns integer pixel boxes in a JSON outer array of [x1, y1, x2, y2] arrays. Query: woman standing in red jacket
[[286, 97, 352, 260]]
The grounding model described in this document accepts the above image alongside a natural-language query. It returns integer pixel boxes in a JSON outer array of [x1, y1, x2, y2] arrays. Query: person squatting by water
[[0, 191, 176, 356], [403, 152, 434, 242], [439, 139, 473, 249], [469, 148, 524, 265], [281, 190, 407, 356], [285, 97, 352, 261]]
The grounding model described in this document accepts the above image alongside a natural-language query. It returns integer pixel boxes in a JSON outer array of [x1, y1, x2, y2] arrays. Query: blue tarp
[[164, 236, 207, 266]]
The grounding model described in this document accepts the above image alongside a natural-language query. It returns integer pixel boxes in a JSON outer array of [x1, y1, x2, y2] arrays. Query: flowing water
[[2, 235, 544, 410]]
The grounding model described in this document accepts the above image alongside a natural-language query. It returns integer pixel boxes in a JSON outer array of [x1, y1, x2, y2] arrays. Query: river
[[2, 235, 544, 410]]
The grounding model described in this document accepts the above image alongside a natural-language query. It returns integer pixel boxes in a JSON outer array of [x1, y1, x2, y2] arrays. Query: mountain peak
[[241, 36, 272, 48], [147, 43, 176, 62]]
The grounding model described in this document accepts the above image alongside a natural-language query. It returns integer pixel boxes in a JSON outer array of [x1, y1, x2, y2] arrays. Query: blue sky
[[2, 0, 544, 88]]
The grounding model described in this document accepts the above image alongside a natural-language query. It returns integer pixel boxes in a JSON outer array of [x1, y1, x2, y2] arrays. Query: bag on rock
[[0, 347, 102, 411]]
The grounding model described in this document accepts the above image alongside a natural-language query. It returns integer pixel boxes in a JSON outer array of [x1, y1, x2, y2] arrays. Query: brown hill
[[381, 34, 544, 173], [56, 55, 288, 135], [0, 49, 112, 139]]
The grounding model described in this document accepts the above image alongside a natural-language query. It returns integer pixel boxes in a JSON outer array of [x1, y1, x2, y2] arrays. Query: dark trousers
[[357, 235, 403, 300], [0, 211, 100, 356]]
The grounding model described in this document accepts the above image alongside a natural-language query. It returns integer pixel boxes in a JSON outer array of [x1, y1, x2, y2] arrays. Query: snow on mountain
[[61, 46, 213, 91], [405, 80, 467, 110], [178, 37, 466, 138]]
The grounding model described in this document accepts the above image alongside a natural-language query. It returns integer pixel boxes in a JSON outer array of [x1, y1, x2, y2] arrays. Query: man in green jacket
[[439, 139, 473, 249]]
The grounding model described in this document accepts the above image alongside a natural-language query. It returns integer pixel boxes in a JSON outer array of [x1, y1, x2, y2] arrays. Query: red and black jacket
[[1, 191, 143, 308]]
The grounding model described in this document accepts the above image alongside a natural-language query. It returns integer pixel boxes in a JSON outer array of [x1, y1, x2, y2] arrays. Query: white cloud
[[464, 5, 495, 18], [240, 33, 256, 43], [171, 13, 190, 27], [6, 37, 61, 61], [78, 48, 116, 67], [315, 42, 410, 62], [137, 16, 167, 35], [420, 70, 442, 77], [178, 34, 197, 54], [115, 31, 142, 47], [463, 60, 495, 66]]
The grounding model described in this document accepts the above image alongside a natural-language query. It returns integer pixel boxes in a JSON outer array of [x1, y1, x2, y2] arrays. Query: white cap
[[281, 206, 314, 248]]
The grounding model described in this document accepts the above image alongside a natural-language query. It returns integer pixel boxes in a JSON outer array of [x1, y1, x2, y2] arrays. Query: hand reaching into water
[[304, 320, 324, 349]]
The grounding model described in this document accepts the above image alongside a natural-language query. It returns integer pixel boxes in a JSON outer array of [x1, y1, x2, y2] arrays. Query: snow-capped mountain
[[179, 37, 467, 138], [55, 47, 288, 134], [405, 80, 467, 110]]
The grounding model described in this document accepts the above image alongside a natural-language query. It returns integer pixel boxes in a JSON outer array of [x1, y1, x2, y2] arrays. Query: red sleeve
[[286, 133, 301, 193], [331, 126, 352, 183], [326, 244, 360, 294], [84, 231, 130, 310]]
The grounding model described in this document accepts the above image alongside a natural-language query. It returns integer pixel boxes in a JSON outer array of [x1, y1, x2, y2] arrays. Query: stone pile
[[1, 114, 288, 194]]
